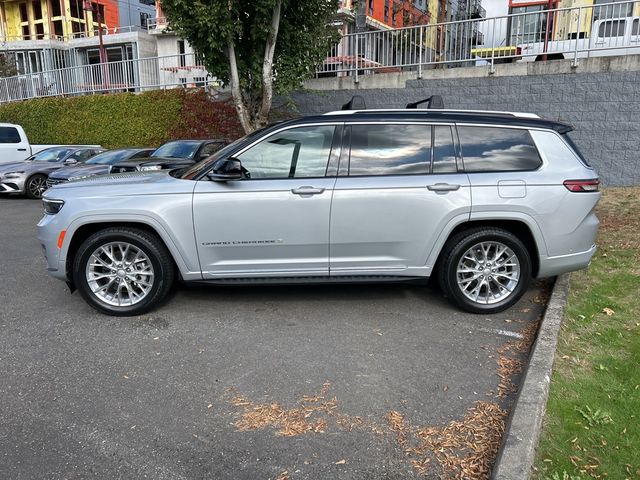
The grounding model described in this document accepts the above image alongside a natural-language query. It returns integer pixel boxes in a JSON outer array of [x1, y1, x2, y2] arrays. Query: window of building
[[19, 3, 29, 22], [139, 0, 155, 5], [458, 126, 542, 172], [0, 126, 22, 143], [633, 19, 639, 36], [238, 126, 336, 179], [35, 23, 44, 39], [433, 126, 457, 173], [593, 0, 633, 21], [53, 20, 64, 38], [51, 0, 62, 17], [598, 19, 626, 37], [348, 124, 431, 176], [509, 4, 547, 44], [32, 1, 43, 20], [140, 12, 151, 27], [368, 0, 374, 15]]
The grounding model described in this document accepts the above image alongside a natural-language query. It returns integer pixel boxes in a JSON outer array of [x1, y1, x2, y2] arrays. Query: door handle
[[291, 186, 325, 196], [427, 183, 460, 192], [17, 148, 27, 151]]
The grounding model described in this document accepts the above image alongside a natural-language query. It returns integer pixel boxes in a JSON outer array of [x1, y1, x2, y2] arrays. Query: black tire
[[25, 174, 48, 199], [73, 227, 175, 316], [438, 227, 532, 314]]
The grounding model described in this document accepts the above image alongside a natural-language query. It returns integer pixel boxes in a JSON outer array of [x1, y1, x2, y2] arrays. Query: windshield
[[30, 148, 75, 162], [152, 141, 201, 159], [86, 149, 136, 165], [178, 126, 274, 180]]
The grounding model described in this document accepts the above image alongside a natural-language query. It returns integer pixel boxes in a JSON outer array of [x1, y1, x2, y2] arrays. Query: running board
[[189, 275, 427, 286]]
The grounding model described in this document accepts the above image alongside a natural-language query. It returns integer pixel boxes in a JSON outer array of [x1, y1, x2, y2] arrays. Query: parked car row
[[0, 133, 229, 199]]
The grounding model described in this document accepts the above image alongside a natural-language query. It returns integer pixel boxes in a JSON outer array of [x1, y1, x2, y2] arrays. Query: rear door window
[[348, 124, 431, 176], [0, 126, 22, 143], [457, 126, 542, 172]]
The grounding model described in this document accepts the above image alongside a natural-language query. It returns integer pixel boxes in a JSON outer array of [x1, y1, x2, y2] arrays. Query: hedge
[[0, 89, 244, 149]]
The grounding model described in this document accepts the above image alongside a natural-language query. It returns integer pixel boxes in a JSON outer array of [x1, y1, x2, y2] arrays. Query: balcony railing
[[316, 0, 640, 78], [0, 25, 146, 43], [0, 53, 217, 104]]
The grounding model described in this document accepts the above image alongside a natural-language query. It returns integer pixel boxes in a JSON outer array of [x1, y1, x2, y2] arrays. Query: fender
[[60, 212, 203, 282], [423, 210, 548, 270]]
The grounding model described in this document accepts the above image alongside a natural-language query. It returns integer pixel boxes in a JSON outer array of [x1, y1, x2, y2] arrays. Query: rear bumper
[[537, 243, 597, 278]]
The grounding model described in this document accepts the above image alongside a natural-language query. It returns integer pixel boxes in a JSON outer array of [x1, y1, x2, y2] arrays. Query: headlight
[[140, 165, 162, 171], [43, 198, 65, 215], [4, 171, 24, 179]]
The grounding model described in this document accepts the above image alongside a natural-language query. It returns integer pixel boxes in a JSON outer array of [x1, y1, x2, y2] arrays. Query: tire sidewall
[[74, 230, 169, 316], [444, 230, 532, 314]]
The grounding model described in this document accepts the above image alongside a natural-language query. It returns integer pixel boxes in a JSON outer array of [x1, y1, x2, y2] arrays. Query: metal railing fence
[[0, 53, 217, 104], [317, 0, 640, 78]]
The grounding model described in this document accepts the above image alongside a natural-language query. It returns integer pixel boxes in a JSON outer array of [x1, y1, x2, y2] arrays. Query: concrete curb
[[492, 273, 571, 480]]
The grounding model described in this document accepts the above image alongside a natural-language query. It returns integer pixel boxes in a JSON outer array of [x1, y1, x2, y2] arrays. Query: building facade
[[0, 0, 157, 77]]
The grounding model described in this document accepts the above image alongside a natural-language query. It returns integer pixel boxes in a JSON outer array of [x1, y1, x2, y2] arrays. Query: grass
[[533, 187, 640, 480]]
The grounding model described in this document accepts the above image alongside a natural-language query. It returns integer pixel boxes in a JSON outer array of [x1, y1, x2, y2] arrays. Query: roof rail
[[323, 109, 540, 119], [406, 95, 444, 109]]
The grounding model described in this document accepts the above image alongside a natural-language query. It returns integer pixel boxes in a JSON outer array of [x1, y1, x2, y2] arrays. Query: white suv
[[38, 98, 600, 316]]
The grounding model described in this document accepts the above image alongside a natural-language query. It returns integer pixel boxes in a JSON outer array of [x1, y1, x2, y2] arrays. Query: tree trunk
[[227, 40, 254, 134], [257, 0, 282, 128]]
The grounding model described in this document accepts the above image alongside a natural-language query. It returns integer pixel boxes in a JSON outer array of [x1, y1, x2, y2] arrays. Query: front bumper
[[0, 174, 26, 194], [37, 212, 69, 281]]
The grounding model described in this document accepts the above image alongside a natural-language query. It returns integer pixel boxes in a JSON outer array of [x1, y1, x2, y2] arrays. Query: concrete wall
[[290, 55, 640, 186]]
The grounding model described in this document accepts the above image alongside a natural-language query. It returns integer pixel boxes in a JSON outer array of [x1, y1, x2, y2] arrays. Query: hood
[[45, 170, 196, 199], [0, 160, 61, 175], [0, 161, 29, 173], [49, 164, 111, 180]]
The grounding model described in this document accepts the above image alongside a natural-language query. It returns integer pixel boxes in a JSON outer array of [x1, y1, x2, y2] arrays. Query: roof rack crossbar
[[342, 95, 367, 111], [406, 95, 444, 110]]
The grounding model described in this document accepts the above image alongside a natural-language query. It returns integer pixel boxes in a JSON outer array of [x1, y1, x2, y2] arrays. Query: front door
[[329, 123, 472, 277], [193, 124, 341, 278]]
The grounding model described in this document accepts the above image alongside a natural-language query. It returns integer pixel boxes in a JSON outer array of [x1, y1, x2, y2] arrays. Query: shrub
[[0, 88, 243, 149]]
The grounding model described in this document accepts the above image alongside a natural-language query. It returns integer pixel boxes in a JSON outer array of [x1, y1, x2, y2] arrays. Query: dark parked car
[[46, 148, 155, 188], [112, 139, 228, 173], [0, 146, 103, 199]]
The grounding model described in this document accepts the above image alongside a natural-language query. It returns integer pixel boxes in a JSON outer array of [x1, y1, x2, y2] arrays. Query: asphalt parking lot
[[0, 197, 550, 479]]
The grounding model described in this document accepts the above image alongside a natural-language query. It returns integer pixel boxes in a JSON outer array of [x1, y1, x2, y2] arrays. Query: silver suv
[[38, 99, 600, 316]]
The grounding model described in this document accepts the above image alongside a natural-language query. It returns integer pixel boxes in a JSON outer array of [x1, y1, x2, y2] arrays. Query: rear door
[[329, 122, 471, 277], [0, 126, 30, 164]]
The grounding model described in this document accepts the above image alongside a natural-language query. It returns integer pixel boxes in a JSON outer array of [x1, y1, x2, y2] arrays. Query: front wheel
[[25, 174, 48, 199], [73, 227, 175, 316], [438, 228, 532, 314]]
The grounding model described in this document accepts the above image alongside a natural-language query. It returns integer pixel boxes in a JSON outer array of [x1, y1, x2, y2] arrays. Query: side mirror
[[207, 158, 243, 181], [64, 158, 78, 165]]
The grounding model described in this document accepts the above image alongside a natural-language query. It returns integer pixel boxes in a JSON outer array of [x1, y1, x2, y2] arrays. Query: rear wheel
[[26, 174, 48, 199], [438, 227, 531, 314], [73, 227, 174, 316]]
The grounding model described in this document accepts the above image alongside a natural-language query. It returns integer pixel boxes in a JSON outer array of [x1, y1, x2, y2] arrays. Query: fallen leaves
[[602, 307, 615, 316], [230, 383, 336, 437]]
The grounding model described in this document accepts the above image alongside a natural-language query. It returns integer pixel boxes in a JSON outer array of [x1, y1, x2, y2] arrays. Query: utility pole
[[83, 1, 108, 90]]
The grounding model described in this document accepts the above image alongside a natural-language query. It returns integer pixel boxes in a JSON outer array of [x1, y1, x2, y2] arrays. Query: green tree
[[160, 0, 339, 133], [0, 53, 18, 78]]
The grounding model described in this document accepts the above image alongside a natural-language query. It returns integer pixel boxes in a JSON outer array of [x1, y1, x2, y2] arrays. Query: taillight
[[563, 179, 600, 192]]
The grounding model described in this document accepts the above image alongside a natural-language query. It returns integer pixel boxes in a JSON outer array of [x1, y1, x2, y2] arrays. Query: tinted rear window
[[458, 126, 542, 172], [0, 126, 22, 143], [349, 124, 431, 176]]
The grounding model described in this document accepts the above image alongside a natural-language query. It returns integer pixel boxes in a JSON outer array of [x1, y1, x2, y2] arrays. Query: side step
[[189, 275, 427, 286]]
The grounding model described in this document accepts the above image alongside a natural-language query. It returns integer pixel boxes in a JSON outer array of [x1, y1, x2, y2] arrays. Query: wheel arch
[[64, 220, 189, 286], [430, 218, 542, 278]]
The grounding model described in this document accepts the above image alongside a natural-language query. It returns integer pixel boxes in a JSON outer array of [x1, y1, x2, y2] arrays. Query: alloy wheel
[[456, 241, 521, 305], [85, 242, 155, 307]]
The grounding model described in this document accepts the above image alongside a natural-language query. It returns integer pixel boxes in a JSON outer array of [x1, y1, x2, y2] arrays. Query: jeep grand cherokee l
[[38, 100, 600, 316]]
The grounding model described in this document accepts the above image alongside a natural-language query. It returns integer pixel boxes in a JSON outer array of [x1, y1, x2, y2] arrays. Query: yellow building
[[553, 0, 640, 40], [0, 0, 116, 43]]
